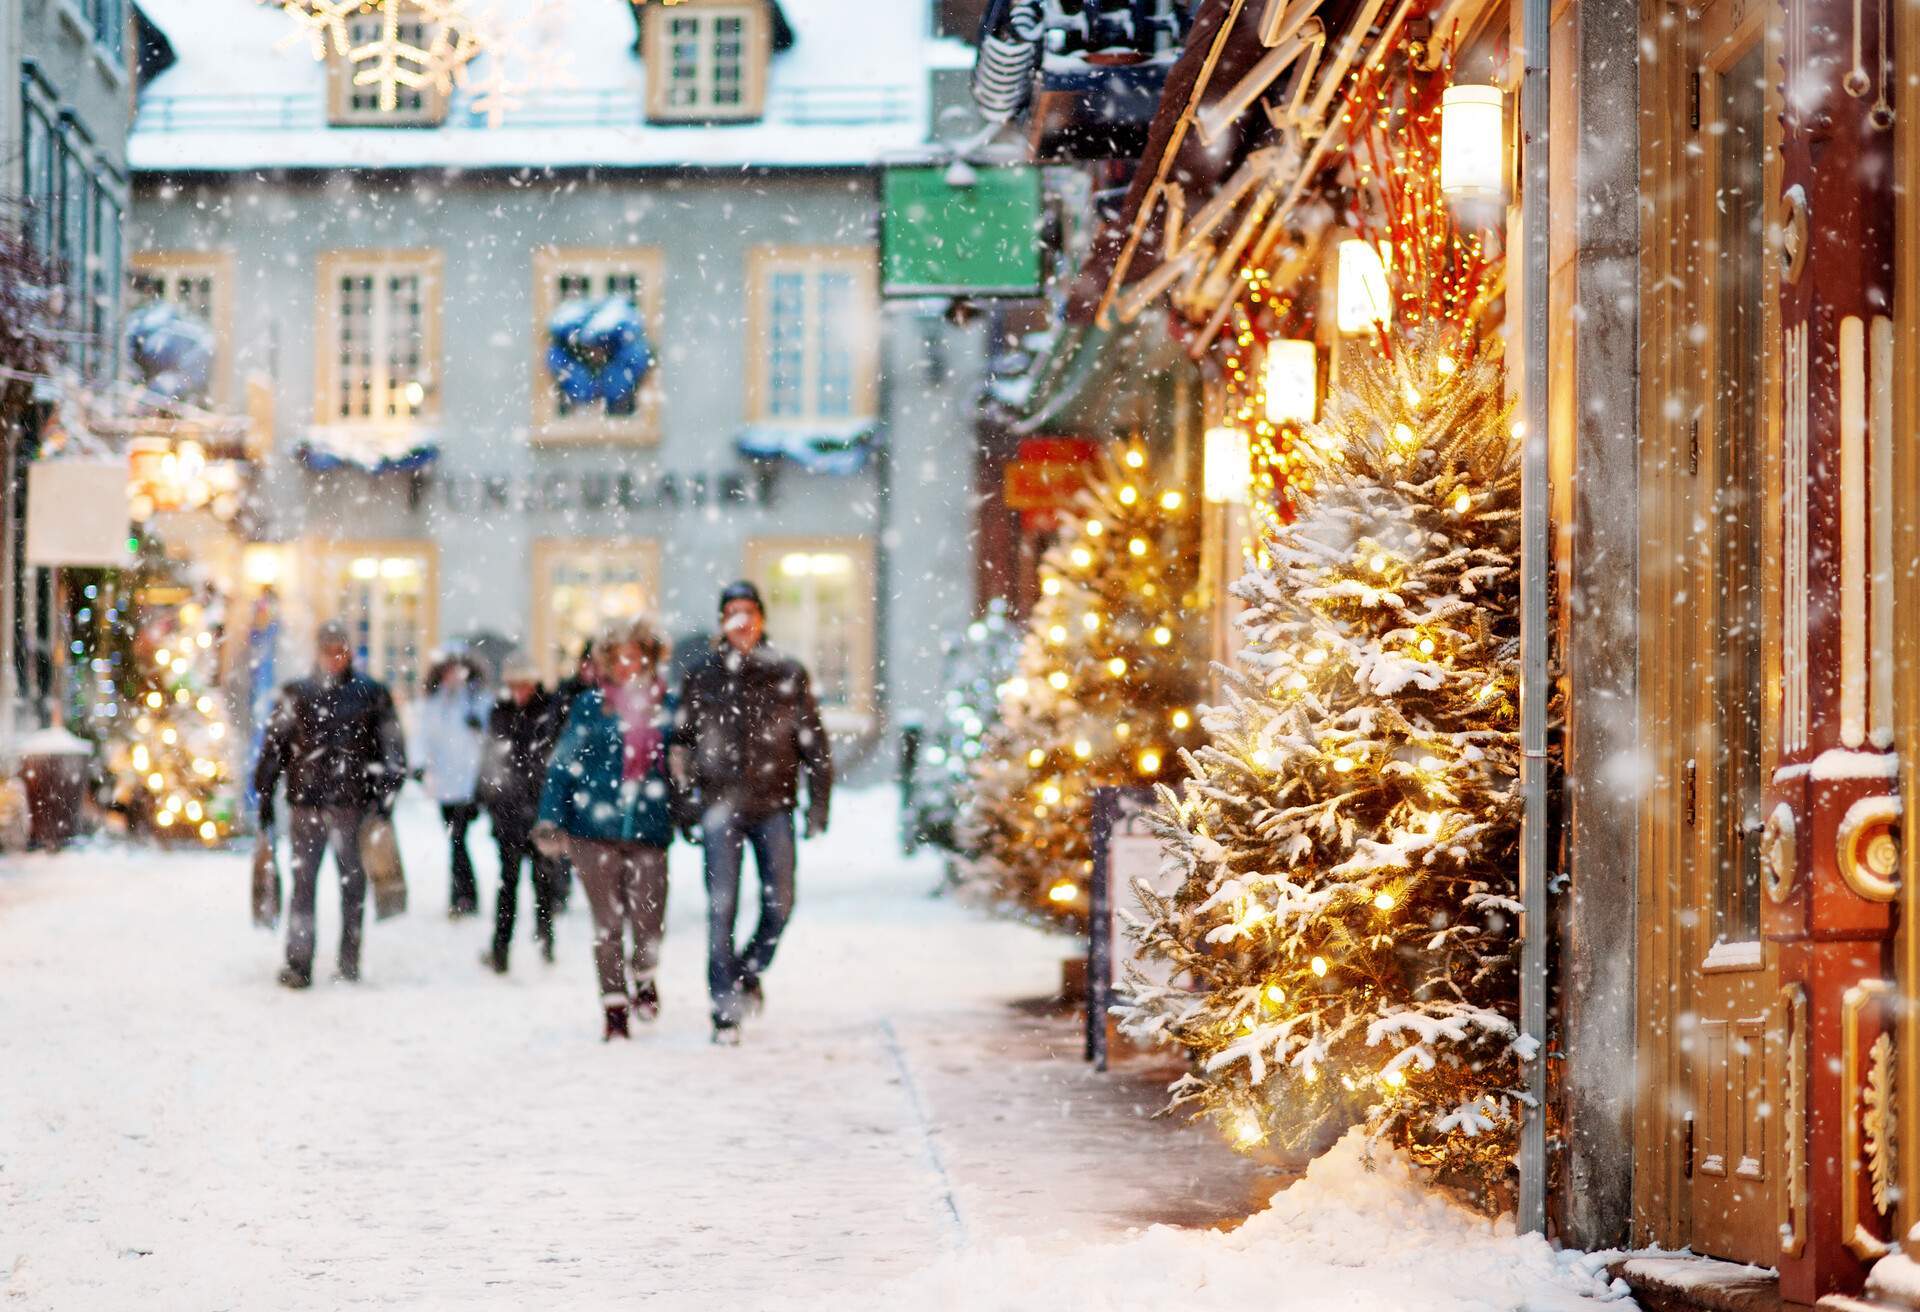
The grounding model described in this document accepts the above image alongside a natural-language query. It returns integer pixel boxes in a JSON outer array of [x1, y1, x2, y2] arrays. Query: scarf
[[603, 676, 664, 782]]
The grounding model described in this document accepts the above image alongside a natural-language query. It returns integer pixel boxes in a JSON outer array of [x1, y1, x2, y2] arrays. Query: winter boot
[[333, 960, 360, 984], [632, 978, 661, 1022], [277, 966, 312, 990], [539, 934, 555, 965], [480, 947, 508, 975], [711, 1016, 742, 1046], [603, 1004, 631, 1042], [742, 972, 765, 1017]]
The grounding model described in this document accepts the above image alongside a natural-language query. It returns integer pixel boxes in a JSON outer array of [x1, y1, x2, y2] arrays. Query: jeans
[[286, 805, 368, 978], [491, 824, 559, 966], [442, 802, 479, 911], [570, 838, 670, 1005], [702, 807, 796, 1025]]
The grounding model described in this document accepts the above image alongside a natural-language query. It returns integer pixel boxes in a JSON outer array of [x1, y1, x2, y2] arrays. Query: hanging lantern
[[1439, 84, 1506, 202], [1336, 239, 1392, 334], [1263, 339, 1319, 425], [1203, 426, 1251, 505]]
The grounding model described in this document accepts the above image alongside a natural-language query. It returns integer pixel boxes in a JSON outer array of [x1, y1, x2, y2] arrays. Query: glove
[[532, 822, 565, 858], [804, 810, 827, 840], [376, 792, 397, 819]]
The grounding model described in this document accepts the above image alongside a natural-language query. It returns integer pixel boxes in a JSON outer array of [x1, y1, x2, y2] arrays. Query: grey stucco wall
[[130, 165, 981, 772], [19, 0, 135, 181]]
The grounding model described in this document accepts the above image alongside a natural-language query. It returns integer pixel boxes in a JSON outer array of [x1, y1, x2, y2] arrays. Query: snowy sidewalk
[[0, 788, 1274, 1309]]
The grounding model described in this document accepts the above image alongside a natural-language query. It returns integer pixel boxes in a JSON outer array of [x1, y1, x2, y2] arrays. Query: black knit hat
[[718, 580, 764, 614]]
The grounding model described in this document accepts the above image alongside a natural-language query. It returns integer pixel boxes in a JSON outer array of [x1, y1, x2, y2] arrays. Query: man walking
[[478, 661, 564, 971], [674, 581, 832, 1045], [254, 620, 407, 989]]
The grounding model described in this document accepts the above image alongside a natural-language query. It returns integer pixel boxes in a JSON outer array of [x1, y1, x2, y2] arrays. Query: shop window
[[312, 545, 437, 698], [746, 247, 878, 427], [315, 250, 441, 425], [326, 8, 449, 127], [530, 539, 661, 682], [643, 2, 768, 123], [131, 251, 234, 405], [530, 246, 665, 442], [743, 537, 875, 724]]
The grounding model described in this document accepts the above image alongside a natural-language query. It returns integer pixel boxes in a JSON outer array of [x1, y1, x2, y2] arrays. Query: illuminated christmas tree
[[105, 576, 237, 846], [903, 600, 1021, 857], [1120, 326, 1527, 1198], [960, 449, 1205, 925]]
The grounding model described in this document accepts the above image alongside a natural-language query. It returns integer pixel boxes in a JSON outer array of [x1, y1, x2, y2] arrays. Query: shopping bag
[[360, 812, 408, 920], [250, 826, 282, 929]]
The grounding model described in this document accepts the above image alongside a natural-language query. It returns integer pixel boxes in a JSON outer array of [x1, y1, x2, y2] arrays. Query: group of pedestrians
[[251, 581, 834, 1046]]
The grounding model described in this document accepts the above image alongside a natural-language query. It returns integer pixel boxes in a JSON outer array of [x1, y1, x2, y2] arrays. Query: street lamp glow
[[1263, 339, 1319, 425], [1440, 84, 1506, 203], [1203, 425, 1251, 505]]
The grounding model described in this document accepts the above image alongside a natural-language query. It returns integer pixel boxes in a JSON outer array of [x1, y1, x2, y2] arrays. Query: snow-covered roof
[[130, 0, 937, 173]]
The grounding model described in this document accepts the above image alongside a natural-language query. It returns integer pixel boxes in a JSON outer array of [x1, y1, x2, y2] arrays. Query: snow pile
[[830, 1130, 1634, 1312]]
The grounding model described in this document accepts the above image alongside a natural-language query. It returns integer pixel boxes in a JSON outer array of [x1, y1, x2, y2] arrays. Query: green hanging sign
[[881, 165, 1043, 298]]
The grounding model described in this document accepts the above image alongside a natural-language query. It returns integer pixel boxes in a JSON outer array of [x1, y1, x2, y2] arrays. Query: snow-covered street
[[0, 788, 1280, 1309]]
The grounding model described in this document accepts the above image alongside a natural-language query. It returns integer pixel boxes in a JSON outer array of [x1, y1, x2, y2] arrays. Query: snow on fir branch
[[1117, 324, 1527, 1203]]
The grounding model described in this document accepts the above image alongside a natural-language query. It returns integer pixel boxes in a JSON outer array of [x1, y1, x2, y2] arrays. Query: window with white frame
[[87, 185, 121, 380], [748, 247, 877, 426], [744, 537, 874, 720], [314, 546, 437, 698], [644, 2, 768, 122], [130, 251, 233, 404], [316, 251, 440, 424], [530, 246, 664, 439], [22, 99, 56, 260], [83, 0, 127, 65], [326, 8, 448, 126], [531, 539, 661, 682]]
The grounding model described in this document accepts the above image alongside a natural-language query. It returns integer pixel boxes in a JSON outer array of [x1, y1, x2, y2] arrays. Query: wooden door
[[1679, 0, 1782, 1264]]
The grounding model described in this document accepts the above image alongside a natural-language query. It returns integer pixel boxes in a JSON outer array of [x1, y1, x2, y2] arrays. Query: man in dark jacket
[[254, 621, 407, 989], [543, 642, 595, 914], [477, 663, 564, 972], [673, 580, 832, 1044]]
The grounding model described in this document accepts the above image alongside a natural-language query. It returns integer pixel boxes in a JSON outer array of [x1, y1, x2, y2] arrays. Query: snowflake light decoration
[[277, 0, 570, 126]]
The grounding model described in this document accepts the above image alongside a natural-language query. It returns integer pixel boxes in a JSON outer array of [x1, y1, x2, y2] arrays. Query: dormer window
[[326, 6, 450, 127], [642, 1, 770, 123]]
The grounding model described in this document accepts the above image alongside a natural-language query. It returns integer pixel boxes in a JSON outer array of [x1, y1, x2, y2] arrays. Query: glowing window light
[[1203, 426, 1250, 505], [1440, 84, 1507, 203], [1263, 339, 1319, 425], [1336, 239, 1393, 334]]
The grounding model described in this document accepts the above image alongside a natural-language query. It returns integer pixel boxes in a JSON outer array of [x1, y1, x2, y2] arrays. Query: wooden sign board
[[1087, 785, 1167, 1070]]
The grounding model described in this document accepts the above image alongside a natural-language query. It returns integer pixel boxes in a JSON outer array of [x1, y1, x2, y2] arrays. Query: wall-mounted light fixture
[[1439, 83, 1506, 203], [1335, 238, 1393, 335], [1203, 425, 1251, 504], [1263, 339, 1319, 425]]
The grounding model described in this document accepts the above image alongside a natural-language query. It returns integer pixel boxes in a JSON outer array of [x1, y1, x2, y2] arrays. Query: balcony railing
[[134, 83, 918, 135]]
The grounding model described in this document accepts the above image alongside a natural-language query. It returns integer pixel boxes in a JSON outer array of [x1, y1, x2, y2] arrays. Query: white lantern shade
[[1263, 339, 1318, 425], [1202, 426, 1251, 505], [1335, 239, 1392, 334], [1440, 83, 1506, 202]]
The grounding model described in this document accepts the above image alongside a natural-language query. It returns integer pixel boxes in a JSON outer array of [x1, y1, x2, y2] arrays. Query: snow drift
[[826, 1129, 1633, 1312]]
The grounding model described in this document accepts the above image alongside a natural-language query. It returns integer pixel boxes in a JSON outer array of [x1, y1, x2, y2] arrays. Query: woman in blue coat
[[534, 619, 676, 1041]]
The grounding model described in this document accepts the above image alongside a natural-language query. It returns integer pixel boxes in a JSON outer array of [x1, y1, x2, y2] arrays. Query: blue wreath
[[545, 296, 654, 407], [125, 301, 215, 402]]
